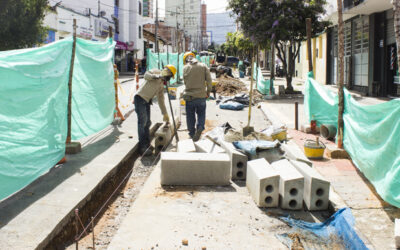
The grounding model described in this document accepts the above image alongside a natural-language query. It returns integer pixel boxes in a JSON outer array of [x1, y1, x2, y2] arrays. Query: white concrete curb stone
[[281, 140, 312, 167], [246, 159, 279, 207], [289, 160, 330, 211], [219, 140, 248, 180], [395, 219, 400, 249], [160, 152, 230, 185], [195, 139, 226, 153], [177, 139, 196, 153], [271, 159, 304, 210]]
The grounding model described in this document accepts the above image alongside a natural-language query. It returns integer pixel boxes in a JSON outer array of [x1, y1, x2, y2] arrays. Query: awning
[[115, 41, 128, 50]]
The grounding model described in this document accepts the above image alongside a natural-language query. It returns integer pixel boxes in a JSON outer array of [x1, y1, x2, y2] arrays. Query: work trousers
[[134, 95, 151, 151], [185, 98, 206, 138]]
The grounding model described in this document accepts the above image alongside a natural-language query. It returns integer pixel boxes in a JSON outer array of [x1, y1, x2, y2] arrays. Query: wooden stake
[[306, 18, 313, 73], [66, 19, 77, 144], [337, 0, 345, 148]]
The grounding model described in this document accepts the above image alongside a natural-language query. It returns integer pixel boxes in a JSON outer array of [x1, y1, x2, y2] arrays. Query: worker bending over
[[134, 65, 177, 156], [183, 52, 212, 141]]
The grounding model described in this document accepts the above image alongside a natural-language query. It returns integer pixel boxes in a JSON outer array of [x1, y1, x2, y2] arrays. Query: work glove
[[163, 113, 170, 123]]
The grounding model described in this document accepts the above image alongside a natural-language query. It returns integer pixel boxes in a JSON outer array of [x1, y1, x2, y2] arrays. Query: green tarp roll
[[0, 37, 116, 201], [0, 39, 72, 201], [305, 72, 400, 207]]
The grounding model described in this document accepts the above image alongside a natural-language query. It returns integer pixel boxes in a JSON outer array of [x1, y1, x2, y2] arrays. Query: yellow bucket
[[303, 139, 325, 159], [271, 130, 287, 141], [212, 81, 218, 86], [180, 98, 186, 106]]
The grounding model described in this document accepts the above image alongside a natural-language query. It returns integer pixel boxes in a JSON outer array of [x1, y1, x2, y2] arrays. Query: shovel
[[243, 54, 255, 136]]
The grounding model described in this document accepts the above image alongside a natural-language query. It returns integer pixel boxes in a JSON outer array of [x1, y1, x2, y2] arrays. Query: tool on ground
[[205, 135, 221, 147], [211, 81, 217, 98], [243, 55, 255, 136]]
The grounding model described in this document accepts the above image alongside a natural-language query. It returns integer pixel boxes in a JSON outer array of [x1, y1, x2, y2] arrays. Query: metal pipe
[[295, 101, 298, 130]]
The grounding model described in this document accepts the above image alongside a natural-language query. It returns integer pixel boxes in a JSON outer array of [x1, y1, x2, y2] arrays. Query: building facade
[[294, 0, 399, 97], [165, 0, 201, 50]]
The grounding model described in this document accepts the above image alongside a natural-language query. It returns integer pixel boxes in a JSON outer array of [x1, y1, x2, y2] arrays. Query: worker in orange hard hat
[[134, 64, 177, 156], [182, 51, 212, 141]]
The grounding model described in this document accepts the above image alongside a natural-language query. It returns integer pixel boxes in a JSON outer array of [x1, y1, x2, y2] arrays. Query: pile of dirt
[[215, 76, 247, 96], [224, 129, 273, 142]]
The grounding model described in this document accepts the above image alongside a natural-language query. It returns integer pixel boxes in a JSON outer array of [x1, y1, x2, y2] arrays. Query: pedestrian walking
[[182, 52, 212, 141], [134, 65, 177, 156]]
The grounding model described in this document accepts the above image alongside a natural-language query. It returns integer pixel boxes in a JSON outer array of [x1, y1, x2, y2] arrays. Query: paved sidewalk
[[261, 98, 400, 249]]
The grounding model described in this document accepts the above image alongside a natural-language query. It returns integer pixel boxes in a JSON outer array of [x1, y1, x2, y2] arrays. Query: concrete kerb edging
[[41, 122, 163, 249], [259, 102, 347, 213]]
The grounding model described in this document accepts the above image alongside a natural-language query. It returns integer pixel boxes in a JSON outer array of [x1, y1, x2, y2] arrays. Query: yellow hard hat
[[183, 52, 195, 62], [164, 64, 177, 77]]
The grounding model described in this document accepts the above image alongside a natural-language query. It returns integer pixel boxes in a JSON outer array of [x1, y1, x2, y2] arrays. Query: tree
[[337, 0, 344, 148], [229, 0, 329, 92], [0, 0, 48, 51]]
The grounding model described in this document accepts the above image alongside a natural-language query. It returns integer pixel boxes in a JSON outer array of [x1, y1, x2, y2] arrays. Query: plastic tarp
[[0, 39, 72, 201], [304, 72, 400, 207], [200, 56, 210, 67], [277, 207, 368, 249], [253, 62, 274, 95], [71, 38, 116, 140], [146, 49, 184, 84], [0, 37, 116, 201], [219, 101, 244, 110], [233, 140, 279, 155]]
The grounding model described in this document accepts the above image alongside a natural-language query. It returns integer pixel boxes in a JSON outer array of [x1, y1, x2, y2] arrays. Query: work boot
[[192, 130, 203, 142]]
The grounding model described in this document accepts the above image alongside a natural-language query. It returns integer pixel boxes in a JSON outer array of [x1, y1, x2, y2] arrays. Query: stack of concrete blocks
[[177, 139, 196, 153], [155, 126, 172, 153], [395, 219, 400, 249], [271, 159, 304, 210], [160, 152, 231, 185], [289, 160, 330, 211], [194, 139, 226, 153], [246, 159, 280, 207], [281, 141, 312, 167], [219, 140, 248, 180]]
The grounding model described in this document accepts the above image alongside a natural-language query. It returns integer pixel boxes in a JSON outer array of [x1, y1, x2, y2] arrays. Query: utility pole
[[98, 0, 100, 17], [337, 0, 345, 148], [306, 18, 313, 74], [155, 0, 159, 53]]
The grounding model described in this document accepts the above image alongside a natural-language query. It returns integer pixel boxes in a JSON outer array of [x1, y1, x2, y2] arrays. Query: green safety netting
[[200, 56, 210, 67], [71, 38, 115, 140], [146, 49, 184, 84], [0, 39, 71, 201], [0, 37, 116, 201], [252, 62, 274, 95], [305, 72, 400, 207]]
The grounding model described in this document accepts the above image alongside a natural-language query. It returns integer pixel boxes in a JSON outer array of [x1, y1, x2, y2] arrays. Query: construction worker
[[183, 52, 212, 141], [134, 65, 177, 156]]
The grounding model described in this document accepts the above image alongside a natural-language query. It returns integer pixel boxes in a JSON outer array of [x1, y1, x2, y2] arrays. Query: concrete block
[[155, 126, 172, 153], [160, 152, 231, 185], [194, 139, 225, 153], [281, 141, 312, 167], [66, 142, 82, 154], [271, 159, 304, 210], [219, 140, 248, 180], [325, 144, 350, 159], [290, 160, 330, 211], [249, 147, 284, 163], [246, 159, 280, 207], [395, 219, 400, 248], [177, 139, 196, 153]]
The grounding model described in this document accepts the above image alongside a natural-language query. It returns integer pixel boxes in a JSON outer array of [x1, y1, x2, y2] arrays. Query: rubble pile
[[215, 76, 247, 96]]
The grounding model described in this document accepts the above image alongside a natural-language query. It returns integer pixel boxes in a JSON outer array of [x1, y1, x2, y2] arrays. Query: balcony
[[343, 0, 364, 10]]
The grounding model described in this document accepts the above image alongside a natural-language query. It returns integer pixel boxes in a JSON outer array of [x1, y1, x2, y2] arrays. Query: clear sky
[[159, 0, 229, 17]]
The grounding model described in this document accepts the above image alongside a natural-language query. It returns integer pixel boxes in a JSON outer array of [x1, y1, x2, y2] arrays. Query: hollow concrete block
[[271, 159, 304, 210], [281, 141, 312, 167], [177, 139, 196, 153], [290, 160, 330, 211], [219, 140, 248, 180], [160, 152, 230, 185], [194, 139, 225, 153], [246, 159, 280, 207], [155, 126, 172, 153]]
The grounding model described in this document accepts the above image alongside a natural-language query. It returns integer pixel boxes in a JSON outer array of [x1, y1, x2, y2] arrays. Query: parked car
[[225, 56, 240, 67]]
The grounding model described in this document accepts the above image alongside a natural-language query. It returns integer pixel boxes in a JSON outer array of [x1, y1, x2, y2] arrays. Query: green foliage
[[221, 31, 255, 59], [0, 0, 49, 51], [228, 0, 330, 91]]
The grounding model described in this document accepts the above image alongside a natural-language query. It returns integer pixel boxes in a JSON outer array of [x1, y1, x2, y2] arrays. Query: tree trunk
[[337, 0, 345, 149], [286, 45, 294, 92], [393, 0, 400, 74]]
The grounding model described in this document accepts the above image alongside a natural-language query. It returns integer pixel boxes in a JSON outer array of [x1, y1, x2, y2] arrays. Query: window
[[139, 1, 142, 15], [139, 26, 142, 39]]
